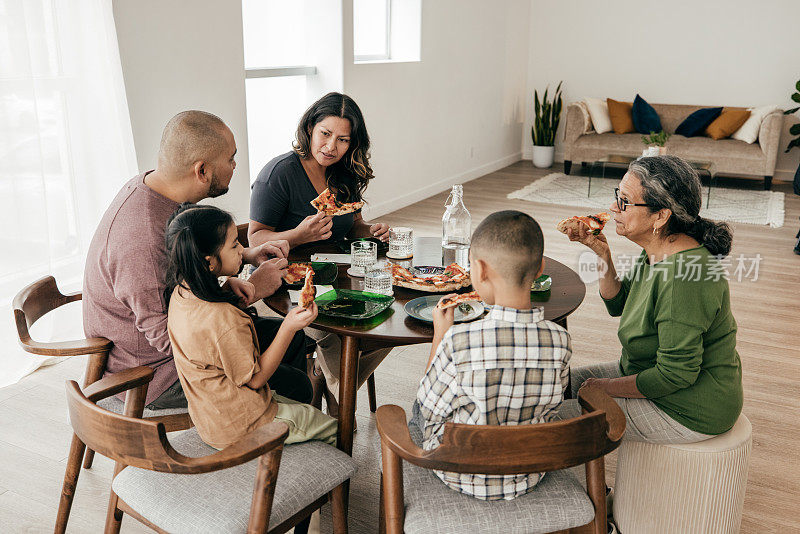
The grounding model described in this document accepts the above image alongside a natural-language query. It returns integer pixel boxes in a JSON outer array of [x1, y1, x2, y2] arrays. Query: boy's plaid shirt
[[416, 305, 572, 500]]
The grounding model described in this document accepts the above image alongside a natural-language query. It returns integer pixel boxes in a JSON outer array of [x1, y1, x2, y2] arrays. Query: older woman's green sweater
[[603, 246, 742, 435]]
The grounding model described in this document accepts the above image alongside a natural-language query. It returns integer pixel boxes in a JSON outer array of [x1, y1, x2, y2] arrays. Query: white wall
[[112, 0, 251, 220], [343, 0, 531, 219], [524, 0, 800, 181]]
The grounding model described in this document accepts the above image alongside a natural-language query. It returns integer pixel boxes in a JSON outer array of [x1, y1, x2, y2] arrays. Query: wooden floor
[[1, 161, 798, 533]]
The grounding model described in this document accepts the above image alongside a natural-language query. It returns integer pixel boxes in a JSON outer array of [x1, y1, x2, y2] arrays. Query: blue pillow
[[675, 107, 723, 137], [632, 94, 662, 134]]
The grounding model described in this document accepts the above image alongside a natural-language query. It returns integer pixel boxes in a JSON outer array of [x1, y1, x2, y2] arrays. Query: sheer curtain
[[0, 0, 137, 388]]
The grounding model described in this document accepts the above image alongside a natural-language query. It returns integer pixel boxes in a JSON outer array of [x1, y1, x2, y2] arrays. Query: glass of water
[[387, 226, 414, 259], [364, 261, 393, 295], [350, 240, 377, 276]]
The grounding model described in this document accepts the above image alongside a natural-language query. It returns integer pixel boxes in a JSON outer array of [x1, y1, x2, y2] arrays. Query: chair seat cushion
[[97, 395, 188, 418], [112, 428, 356, 533], [402, 424, 595, 534]]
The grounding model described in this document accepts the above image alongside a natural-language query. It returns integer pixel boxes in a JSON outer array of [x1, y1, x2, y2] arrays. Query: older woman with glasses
[[562, 155, 743, 444]]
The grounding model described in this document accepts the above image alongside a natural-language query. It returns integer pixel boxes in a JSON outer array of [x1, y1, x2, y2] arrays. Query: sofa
[[562, 102, 783, 190]]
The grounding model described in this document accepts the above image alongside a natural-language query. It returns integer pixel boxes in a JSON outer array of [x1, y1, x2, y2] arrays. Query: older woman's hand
[[566, 225, 610, 257]]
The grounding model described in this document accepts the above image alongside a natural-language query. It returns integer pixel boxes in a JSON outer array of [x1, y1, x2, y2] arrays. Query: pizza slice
[[283, 263, 311, 284], [436, 290, 481, 310], [310, 188, 365, 216], [557, 212, 611, 235], [299, 268, 316, 308]]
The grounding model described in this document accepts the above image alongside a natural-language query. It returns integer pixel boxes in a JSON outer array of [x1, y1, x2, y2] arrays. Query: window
[[353, 0, 421, 64], [241, 0, 319, 182]]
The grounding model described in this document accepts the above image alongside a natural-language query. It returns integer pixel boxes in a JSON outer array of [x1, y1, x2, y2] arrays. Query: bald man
[[83, 111, 312, 409]]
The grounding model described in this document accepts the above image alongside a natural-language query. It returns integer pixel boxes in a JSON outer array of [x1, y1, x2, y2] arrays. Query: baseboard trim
[[362, 152, 523, 219]]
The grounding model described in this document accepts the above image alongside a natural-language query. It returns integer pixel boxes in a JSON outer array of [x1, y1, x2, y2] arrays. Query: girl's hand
[[297, 212, 333, 244], [224, 278, 256, 306], [566, 225, 610, 257], [283, 302, 318, 331], [432, 295, 456, 336], [369, 222, 390, 242]]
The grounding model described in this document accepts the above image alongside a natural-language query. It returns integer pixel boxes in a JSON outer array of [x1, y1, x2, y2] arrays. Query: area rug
[[508, 173, 785, 228]]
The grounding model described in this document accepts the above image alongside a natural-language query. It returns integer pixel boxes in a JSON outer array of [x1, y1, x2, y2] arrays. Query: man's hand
[[432, 294, 456, 337], [242, 240, 289, 266], [248, 257, 288, 301], [369, 222, 390, 242], [224, 277, 256, 306]]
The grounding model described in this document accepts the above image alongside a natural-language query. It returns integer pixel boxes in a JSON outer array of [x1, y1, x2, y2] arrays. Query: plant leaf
[[783, 107, 800, 115], [790, 123, 800, 135], [792, 93, 800, 103], [786, 137, 800, 153], [796, 79, 800, 92]]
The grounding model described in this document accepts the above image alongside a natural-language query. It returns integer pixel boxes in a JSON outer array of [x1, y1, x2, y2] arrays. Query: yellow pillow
[[606, 98, 635, 134], [705, 108, 751, 140]]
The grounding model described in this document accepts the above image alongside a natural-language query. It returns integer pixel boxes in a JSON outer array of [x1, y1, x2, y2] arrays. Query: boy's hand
[[283, 303, 318, 332], [432, 294, 456, 335]]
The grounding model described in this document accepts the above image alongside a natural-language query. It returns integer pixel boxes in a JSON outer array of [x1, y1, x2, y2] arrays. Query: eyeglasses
[[614, 188, 649, 211]]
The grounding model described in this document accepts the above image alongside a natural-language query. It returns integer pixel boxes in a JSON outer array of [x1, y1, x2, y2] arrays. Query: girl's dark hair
[[293, 92, 373, 203], [628, 155, 733, 256], [163, 203, 243, 309]]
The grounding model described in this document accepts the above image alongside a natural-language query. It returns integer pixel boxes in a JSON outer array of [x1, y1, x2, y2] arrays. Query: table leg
[[336, 335, 359, 517]]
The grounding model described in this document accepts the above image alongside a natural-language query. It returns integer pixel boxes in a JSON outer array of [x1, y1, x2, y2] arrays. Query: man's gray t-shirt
[[249, 152, 356, 244]]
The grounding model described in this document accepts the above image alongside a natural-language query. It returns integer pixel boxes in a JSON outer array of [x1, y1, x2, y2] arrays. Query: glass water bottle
[[441, 184, 471, 269]]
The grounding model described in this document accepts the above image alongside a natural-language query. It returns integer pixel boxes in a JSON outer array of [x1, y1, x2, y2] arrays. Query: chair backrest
[[379, 387, 625, 475], [13, 275, 81, 345], [65, 379, 289, 474], [237, 223, 250, 248]]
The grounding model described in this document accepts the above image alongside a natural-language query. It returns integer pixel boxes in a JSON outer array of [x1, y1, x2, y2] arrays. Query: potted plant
[[783, 78, 800, 197], [641, 130, 671, 155], [531, 81, 562, 168]]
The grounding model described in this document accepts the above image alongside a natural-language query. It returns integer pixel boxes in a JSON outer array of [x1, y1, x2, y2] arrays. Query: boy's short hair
[[470, 210, 544, 286]]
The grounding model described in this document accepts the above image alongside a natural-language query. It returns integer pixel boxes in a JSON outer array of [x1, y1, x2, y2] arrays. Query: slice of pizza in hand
[[436, 290, 482, 310], [309, 188, 365, 216], [299, 268, 316, 308], [557, 212, 611, 235]]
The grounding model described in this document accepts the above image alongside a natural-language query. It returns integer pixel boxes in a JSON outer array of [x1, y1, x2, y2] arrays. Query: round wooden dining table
[[264, 237, 586, 462]]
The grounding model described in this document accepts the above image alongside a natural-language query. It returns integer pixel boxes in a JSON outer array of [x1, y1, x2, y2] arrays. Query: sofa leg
[[564, 160, 572, 175], [764, 176, 772, 190]]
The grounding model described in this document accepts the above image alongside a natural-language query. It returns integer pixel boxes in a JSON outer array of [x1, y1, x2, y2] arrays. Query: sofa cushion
[[732, 104, 781, 143], [706, 108, 751, 140], [607, 98, 635, 134], [676, 107, 723, 137], [574, 132, 644, 154], [111, 427, 356, 533], [666, 135, 766, 175], [583, 97, 613, 134], [632, 94, 662, 134]]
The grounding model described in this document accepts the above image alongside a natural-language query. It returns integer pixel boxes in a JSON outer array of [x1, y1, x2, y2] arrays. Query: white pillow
[[731, 105, 780, 144], [583, 97, 612, 134], [575, 101, 595, 134]]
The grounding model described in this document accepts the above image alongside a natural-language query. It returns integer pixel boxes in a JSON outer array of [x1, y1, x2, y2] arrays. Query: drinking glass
[[387, 226, 414, 259], [364, 261, 393, 295], [350, 240, 377, 276]]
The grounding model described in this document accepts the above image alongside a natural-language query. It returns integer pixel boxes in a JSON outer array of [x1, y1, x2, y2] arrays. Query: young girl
[[164, 203, 336, 449]]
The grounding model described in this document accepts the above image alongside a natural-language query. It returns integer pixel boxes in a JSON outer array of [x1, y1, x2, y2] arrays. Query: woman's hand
[[369, 222, 390, 242], [296, 212, 333, 244], [282, 303, 318, 331], [566, 225, 610, 257], [224, 277, 256, 306]]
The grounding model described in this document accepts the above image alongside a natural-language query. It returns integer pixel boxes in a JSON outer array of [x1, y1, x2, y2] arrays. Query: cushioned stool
[[613, 413, 752, 534]]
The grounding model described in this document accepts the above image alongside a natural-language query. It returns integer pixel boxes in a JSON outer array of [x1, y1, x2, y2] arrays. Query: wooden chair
[[238, 223, 381, 413], [64, 365, 354, 533], [376, 386, 626, 534], [12, 275, 189, 534]]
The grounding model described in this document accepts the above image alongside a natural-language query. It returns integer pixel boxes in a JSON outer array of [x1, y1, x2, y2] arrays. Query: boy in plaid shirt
[[413, 210, 572, 500]]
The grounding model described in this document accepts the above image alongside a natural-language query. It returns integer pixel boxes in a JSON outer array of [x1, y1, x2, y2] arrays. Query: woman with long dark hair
[[164, 204, 336, 450], [248, 91, 389, 247], [562, 155, 743, 444], [247, 92, 392, 412]]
